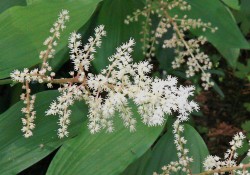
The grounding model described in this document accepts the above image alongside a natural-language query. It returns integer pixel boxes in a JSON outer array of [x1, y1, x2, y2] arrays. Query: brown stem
[[194, 163, 250, 175], [25, 81, 31, 113], [162, 9, 205, 74], [49, 77, 79, 84], [40, 33, 57, 70], [24, 81, 31, 128], [176, 122, 193, 175]]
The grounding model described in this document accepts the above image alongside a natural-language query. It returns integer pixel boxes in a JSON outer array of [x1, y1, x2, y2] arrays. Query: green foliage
[[46, 102, 164, 175], [0, 0, 26, 13], [122, 123, 209, 175], [0, 90, 87, 174], [0, 0, 101, 79], [178, 0, 249, 68], [0, 0, 250, 174], [235, 59, 250, 80], [221, 0, 240, 10], [85, 0, 144, 72], [234, 0, 250, 35], [244, 103, 250, 112], [242, 120, 250, 138]]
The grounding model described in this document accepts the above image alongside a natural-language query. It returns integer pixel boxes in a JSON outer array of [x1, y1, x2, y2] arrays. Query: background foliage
[[0, 0, 250, 174]]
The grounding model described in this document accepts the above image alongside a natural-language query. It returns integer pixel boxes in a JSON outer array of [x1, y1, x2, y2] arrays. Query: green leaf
[[0, 0, 101, 79], [0, 0, 26, 13], [122, 150, 153, 175], [123, 123, 209, 175], [84, 0, 145, 72], [221, 0, 240, 10], [155, 27, 176, 71], [233, 0, 250, 35], [235, 59, 250, 79], [212, 82, 225, 98], [218, 48, 240, 69], [170, 0, 250, 67], [241, 0, 250, 20], [46, 103, 164, 175], [244, 103, 250, 112], [183, 0, 249, 49], [242, 120, 250, 132], [0, 90, 87, 174]]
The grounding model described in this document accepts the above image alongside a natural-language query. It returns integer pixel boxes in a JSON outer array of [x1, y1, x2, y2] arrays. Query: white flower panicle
[[203, 132, 248, 175], [153, 161, 181, 175], [40, 9, 69, 73], [45, 25, 107, 138], [125, 0, 218, 90], [45, 84, 84, 138], [68, 25, 106, 75], [157, 130, 250, 175], [10, 10, 69, 138], [11, 10, 199, 138], [85, 37, 198, 134], [248, 141, 250, 157], [225, 132, 245, 160], [173, 120, 193, 174], [20, 84, 36, 138], [154, 120, 193, 175], [203, 155, 222, 172]]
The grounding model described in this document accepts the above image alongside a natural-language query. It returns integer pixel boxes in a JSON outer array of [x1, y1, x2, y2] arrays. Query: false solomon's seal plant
[[9, 7, 250, 175], [125, 0, 218, 90], [10, 10, 198, 139]]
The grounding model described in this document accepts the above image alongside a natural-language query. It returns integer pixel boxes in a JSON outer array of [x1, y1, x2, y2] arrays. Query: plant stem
[[194, 163, 250, 175]]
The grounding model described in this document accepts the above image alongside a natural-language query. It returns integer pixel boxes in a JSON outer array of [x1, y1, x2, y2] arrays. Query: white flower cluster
[[48, 27, 198, 136], [10, 67, 57, 138], [20, 84, 36, 138], [248, 141, 250, 157], [225, 132, 246, 160], [173, 120, 193, 173], [125, 0, 218, 90], [157, 129, 250, 175], [153, 161, 180, 175], [45, 25, 107, 137], [235, 169, 250, 175], [203, 132, 247, 174], [10, 10, 69, 138], [154, 120, 193, 175], [40, 9, 69, 73], [203, 155, 223, 172], [10, 10, 199, 138], [46, 84, 84, 138]]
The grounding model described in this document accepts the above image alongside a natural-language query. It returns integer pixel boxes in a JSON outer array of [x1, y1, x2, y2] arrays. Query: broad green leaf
[[0, 0, 26, 13], [244, 103, 250, 112], [26, 0, 43, 5], [233, 0, 250, 35], [0, 0, 101, 79], [0, 90, 87, 174], [84, 0, 145, 72], [218, 48, 240, 69], [46, 103, 164, 175], [155, 0, 248, 70], [221, 0, 240, 10], [241, 0, 250, 20], [235, 59, 250, 79], [183, 0, 249, 49], [122, 150, 153, 175], [123, 123, 209, 175], [155, 26, 176, 71], [212, 82, 225, 98], [170, 0, 250, 67]]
